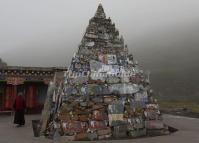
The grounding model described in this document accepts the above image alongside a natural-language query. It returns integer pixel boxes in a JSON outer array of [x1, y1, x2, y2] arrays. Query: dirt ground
[[0, 114, 199, 143]]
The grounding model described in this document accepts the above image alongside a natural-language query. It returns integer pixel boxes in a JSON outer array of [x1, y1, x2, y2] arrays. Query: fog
[[0, 0, 199, 67], [1, 0, 199, 98]]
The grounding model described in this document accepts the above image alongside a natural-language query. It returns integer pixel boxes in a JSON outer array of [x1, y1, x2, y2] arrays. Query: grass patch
[[158, 100, 199, 113]]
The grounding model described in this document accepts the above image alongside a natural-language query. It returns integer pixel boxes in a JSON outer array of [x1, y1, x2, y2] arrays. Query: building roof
[[0, 66, 67, 84], [0, 66, 66, 72]]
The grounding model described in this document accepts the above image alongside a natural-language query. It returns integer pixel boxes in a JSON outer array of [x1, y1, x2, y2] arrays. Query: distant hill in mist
[[0, 58, 7, 67], [130, 22, 199, 101]]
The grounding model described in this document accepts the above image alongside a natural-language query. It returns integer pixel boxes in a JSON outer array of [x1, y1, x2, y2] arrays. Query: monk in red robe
[[13, 92, 26, 127]]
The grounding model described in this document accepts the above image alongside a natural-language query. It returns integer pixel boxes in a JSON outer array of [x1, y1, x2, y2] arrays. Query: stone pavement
[[0, 114, 49, 143], [0, 114, 199, 143]]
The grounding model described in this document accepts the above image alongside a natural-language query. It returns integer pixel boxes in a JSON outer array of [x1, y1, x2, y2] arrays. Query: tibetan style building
[[0, 66, 66, 113]]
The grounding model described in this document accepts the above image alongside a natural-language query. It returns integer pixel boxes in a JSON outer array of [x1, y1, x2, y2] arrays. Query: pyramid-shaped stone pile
[[41, 4, 169, 141]]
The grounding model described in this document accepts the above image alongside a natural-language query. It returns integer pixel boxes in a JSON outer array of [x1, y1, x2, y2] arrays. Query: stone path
[[0, 114, 199, 143]]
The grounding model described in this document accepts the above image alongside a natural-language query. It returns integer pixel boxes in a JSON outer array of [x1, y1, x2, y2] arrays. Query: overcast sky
[[0, 0, 199, 67]]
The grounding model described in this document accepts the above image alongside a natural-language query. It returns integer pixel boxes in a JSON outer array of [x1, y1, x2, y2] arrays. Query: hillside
[[131, 22, 199, 103]]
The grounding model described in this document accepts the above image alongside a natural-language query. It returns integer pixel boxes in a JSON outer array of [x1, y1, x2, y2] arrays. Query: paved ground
[[0, 114, 199, 143]]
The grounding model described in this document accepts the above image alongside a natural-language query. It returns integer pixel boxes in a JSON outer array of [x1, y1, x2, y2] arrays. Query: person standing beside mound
[[13, 92, 26, 127]]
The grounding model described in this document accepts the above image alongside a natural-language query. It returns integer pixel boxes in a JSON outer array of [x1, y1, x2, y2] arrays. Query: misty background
[[0, 0, 199, 100]]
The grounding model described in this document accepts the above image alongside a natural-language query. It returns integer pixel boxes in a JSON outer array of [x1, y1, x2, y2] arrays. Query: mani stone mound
[[40, 4, 169, 141]]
